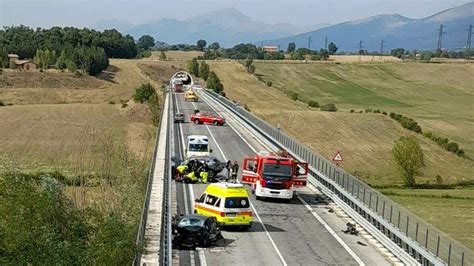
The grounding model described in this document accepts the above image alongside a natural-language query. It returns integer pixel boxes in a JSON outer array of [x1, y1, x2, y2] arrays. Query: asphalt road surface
[[170, 92, 387, 266]]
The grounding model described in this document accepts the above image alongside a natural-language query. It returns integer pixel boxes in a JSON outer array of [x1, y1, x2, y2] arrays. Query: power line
[[379, 40, 386, 61], [466, 24, 473, 50], [437, 24, 446, 50], [358, 40, 364, 63]]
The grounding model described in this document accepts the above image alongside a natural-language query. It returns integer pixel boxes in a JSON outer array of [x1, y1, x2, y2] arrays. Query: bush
[[373, 109, 380, 114], [399, 116, 422, 133], [133, 83, 156, 103], [0, 101, 5, 106], [350, 109, 355, 113], [308, 101, 319, 108], [435, 175, 443, 184], [244, 103, 250, 111], [446, 142, 459, 153], [108, 100, 115, 105], [389, 112, 402, 121], [320, 103, 337, 112], [266, 81, 272, 87], [286, 91, 298, 101], [382, 111, 387, 115], [365, 108, 372, 113], [248, 65, 256, 74]]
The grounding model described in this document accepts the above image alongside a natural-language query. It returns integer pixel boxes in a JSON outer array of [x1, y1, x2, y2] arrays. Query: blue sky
[[1, 0, 471, 28]]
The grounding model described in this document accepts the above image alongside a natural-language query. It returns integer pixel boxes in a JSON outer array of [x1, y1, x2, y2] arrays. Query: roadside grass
[[380, 189, 474, 249], [208, 60, 474, 246]]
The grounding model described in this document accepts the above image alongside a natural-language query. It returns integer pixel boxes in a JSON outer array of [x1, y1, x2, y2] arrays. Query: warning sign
[[332, 151, 343, 165]]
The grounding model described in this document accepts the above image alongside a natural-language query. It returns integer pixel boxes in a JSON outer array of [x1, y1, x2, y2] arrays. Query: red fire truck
[[173, 79, 183, 92], [241, 150, 308, 201]]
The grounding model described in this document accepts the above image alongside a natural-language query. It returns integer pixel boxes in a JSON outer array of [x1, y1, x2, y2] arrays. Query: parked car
[[172, 214, 223, 249], [174, 113, 185, 123], [190, 112, 225, 126]]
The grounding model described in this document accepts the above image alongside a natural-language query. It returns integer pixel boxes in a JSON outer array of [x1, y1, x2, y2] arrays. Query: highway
[[170, 91, 391, 265]]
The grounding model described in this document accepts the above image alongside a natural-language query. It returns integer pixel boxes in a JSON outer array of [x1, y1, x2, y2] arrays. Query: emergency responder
[[225, 160, 232, 182], [230, 160, 239, 183], [199, 162, 209, 183]]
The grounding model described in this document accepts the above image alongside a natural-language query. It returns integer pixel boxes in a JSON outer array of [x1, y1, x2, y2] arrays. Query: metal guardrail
[[133, 91, 171, 265], [205, 90, 473, 266]]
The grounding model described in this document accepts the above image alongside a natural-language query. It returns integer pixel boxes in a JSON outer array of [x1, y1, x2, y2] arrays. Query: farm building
[[262, 46, 278, 52], [8, 54, 37, 71]]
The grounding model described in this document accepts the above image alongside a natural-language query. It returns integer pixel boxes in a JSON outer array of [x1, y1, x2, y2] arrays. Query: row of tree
[[187, 58, 224, 94]]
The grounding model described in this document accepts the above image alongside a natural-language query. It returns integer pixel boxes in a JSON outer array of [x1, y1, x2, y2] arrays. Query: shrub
[[133, 83, 156, 103], [389, 112, 402, 121], [365, 108, 372, 113], [244, 103, 250, 112], [435, 175, 443, 184], [121, 103, 128, 108], [286, 91, 298, 101], [0, 101, 4, 106], [248, 65, 256, 74], [373, 109, 381, 113], [350, 109, 355, 113], [308, 101, 319, 108], [446, 142, 459, 153], [108, 100, 115, 105], [6, 103, 13, 106], [358, 110, 363, 114], [382, 111, 387, 115], [266, 81, 272, 87], [399, 117, 422, 133], [320, 103, 337, 112]]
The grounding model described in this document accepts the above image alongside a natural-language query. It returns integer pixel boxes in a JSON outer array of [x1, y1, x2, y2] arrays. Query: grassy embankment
[[0, 58, 175, 263], [207, 60, 474, 248]]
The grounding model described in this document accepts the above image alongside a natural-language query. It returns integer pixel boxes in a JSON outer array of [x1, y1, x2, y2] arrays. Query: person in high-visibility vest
[[186, 171, 198, 182]]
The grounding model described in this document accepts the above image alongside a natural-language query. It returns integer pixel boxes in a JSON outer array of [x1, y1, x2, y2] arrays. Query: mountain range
[[261, 2, 474, 51], [91, 8, 329, 48], [90, 3, 473, 51]]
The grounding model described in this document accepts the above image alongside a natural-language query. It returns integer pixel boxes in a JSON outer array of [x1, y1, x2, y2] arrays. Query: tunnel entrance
[[171, 71, 193, 86]]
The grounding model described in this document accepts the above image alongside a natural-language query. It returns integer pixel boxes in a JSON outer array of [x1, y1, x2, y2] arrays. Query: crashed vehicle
[[172, 214, 223, 249], [172, 156, 227, 182]]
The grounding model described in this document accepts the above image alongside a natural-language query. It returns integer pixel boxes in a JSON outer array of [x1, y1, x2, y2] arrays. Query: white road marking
[[201, 92, 365, 266], [192, 100, 287, 266], [296, 194, 365, 266]]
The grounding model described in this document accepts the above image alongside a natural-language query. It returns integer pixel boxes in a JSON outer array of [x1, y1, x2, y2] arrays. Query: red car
[[190, 112, 225, 126]]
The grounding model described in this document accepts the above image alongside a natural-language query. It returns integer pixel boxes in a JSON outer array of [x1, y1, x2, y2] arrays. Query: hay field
[[0, 59, 164, 174], [150, 50, 203, 61]]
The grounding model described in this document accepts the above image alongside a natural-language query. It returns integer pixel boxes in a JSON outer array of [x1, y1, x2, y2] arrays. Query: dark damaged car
[[172, 214, 224, 249]]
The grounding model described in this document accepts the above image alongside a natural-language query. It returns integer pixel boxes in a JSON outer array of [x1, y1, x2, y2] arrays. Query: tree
[[290, 51, 304, 60], [287, 42, 296, 53], [319, 49, 329, 60], [199, 61, 210, 80], [56, 50, 68, 70], [210, 42, 220, 50], [392, 136, 425, 187], [187, 58, 199, 77], [206, 71, 224, 94], [197, 39, 207, 51], [159, 51, 166, 60], [133, 83, 156, 103], [137, 35, 155, 50], [391, 48, 406, 58], [328, 42, 338, 55]]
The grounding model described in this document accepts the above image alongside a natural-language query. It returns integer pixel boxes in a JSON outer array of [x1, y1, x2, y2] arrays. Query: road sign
[[332, 151, 343, 165]]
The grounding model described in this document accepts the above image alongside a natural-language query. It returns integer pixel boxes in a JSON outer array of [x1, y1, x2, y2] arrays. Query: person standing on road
[[230, 160, 239, 183], [225, 160, 232, 182]]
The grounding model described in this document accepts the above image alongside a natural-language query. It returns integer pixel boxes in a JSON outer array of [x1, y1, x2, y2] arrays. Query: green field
[[254, 62, 474, 157]]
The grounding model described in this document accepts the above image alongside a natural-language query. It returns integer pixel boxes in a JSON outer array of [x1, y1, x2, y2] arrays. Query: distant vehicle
[[190, 112, 225, 126], [192, 85, 203, 90], [184, 90, 198, 101], [194, 183, 252, 229], [241, 150, 308, 201], [174, 113, 185, 123], [172, 214, 223, 249], [172, 79, 183, 92], [186, 135, 210, 158], [175, 156, 226, 181]]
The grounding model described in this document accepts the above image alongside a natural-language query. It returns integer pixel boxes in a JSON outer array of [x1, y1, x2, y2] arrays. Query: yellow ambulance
[[194, 183, 252, 229]]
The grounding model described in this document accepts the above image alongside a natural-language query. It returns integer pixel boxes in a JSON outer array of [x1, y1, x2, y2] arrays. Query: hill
[[124, 8, 327, 47], [260, 2, 474, 51]]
